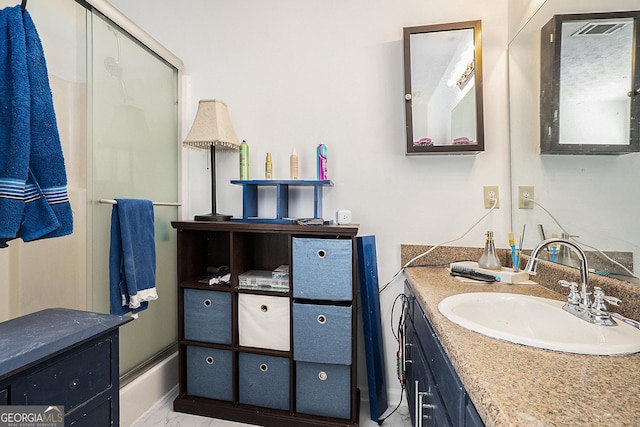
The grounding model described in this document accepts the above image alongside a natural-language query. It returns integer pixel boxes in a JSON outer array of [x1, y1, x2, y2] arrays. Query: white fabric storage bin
[[238, 293, 290, 351]]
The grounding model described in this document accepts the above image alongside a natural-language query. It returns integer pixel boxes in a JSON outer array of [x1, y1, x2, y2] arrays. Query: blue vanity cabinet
[[172, 221, 359, 427], [404, 282, 484, 427], [0, 308, 131, 427]]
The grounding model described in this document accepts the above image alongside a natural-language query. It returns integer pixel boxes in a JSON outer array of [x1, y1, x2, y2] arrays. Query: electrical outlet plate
[[483, 185, 499, 209], [518, 186, 534, 209]]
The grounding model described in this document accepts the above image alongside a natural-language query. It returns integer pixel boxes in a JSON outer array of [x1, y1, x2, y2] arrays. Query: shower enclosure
[[89, 4, 181, 375], [0, 0, 182, 376]]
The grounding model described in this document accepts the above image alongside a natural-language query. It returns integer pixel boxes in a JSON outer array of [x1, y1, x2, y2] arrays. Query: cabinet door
[[406, 321, 418, 424], [415, 304, 465, 425], [412, 341, 451, 426], [465, 400, 484, 427]]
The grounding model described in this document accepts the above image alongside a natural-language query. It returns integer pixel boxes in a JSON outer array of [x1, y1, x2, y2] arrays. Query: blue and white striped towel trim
[[43, 186, 70, 204], [0, 179, 68, 204], [0, 178, 26, 200]]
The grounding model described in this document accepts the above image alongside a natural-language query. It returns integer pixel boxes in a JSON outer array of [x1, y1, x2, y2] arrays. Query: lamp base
[[194, 212, 233, 221]]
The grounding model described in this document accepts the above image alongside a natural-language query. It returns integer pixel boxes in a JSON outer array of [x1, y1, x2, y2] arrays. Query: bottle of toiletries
[[478, 231, 502, 270], [239, 140, 249, 180], [550, 233, 559, 263], [317, 143, 327, 180], [265, 152, 273, 179], [290, 148, 299, 180]]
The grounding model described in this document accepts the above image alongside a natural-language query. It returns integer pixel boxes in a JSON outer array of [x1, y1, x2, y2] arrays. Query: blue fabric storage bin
[[295, 361, 351, 419], [293, 302, 352, 365], [238, 352, 290, 410], [292, 238, 352, 301], [186, 346, 232, 401], [183, 289, 231, 344]]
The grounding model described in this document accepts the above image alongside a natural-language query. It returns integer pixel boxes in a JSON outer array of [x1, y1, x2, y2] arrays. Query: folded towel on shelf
[[109, 199, 158, 316], [0, 6, 72, 248]]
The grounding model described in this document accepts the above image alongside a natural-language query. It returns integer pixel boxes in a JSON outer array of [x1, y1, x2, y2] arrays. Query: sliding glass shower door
[[0, 0, 180, 376], [88, 8, 179, 374]]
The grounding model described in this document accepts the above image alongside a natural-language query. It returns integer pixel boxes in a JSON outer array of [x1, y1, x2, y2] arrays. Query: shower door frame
[[81, 0, 184, 378]]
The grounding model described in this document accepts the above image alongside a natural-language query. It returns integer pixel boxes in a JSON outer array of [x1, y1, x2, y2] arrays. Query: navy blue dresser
[[0, 308, 132, 426], [171, 221, 360, 427]]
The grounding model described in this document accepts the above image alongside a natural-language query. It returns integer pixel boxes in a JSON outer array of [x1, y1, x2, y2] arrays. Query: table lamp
[[183, 99, 240, 221]]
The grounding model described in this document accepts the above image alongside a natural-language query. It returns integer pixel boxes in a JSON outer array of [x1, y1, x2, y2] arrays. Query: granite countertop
[[404, 267, 640, 427]]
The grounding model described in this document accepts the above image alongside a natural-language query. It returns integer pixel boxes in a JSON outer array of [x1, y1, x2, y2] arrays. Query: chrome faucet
[[524, 237, 621, 326]]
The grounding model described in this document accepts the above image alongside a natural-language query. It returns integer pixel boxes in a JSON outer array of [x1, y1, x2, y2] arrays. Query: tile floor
[[131, 388, 412, 427]]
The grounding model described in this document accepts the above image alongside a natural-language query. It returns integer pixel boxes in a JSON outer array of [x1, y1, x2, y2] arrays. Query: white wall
[[509, 0, 546, 40], [109, 0, 511, 401]]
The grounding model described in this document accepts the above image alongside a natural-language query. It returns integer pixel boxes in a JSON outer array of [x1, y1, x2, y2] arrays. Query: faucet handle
[[592, 287, 621, 310], [559, 280, 580, 305], [589, 287, 619, 326], [593, 286, 622, 310]]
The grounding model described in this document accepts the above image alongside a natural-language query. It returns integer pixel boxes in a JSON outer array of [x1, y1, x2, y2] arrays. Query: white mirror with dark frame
[[510, 0, 640, 286], [403, 20, 485, 155]]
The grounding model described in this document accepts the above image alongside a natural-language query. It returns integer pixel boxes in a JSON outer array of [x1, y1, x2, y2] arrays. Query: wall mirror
[[403, 20, 484, 154], [510, 0, 640, 286], [540, 11, 640, 154]]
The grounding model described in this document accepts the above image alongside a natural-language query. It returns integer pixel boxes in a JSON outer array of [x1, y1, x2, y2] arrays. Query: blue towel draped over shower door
[[109, 199, 158, 316], [0, 5, 73, 248]]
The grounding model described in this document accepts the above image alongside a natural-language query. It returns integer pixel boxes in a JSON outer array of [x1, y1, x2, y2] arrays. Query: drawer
[[238, 352, 290, 410], [23, 338, 112, 411], [295, 361, 351, 419], [68, 397, 112, 427], [238, 294, 290, 351], [293, 302, 352, 364], [186, 346, 232, 401], [292, 238, 352, 301], [184, 289, 232, 344]]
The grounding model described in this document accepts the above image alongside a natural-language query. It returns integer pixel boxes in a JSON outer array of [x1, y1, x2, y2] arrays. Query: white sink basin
[[438, 292, 640, 355]]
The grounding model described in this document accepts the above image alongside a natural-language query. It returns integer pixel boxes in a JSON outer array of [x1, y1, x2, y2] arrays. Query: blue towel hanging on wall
[[109, 199, 158, 316], [0, 5, 73, 248]]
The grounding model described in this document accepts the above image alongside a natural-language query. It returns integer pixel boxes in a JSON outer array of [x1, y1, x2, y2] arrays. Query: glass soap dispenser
[[478, 231, 502, 270]]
